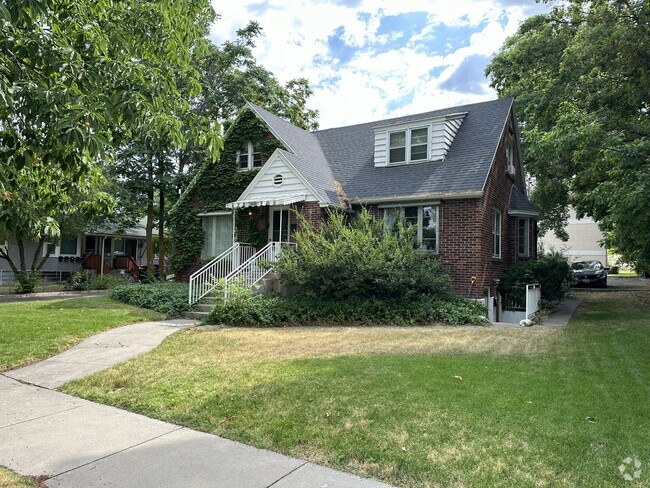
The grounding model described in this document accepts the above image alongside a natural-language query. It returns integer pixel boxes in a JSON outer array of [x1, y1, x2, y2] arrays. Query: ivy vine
[[169, 109, 285, 274]]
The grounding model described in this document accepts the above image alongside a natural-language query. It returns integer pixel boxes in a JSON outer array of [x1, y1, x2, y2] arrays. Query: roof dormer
[[373, 112, 467, 167]]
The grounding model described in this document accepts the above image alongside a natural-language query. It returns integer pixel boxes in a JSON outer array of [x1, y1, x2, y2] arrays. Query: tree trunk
[[0, 244, 19, 275], [158, 180, 165, 278], [146, 157, 155, 277], [17, 239, 27, 272], [32, 236, 51, 271]]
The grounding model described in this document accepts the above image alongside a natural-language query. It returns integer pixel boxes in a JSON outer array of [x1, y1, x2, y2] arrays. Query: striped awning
[[226, 194, 307, 209]]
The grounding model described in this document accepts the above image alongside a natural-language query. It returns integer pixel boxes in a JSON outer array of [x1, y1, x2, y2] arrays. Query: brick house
[[176, 98, 539, 300]]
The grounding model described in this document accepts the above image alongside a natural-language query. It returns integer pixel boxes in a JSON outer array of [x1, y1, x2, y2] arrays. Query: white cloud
[[209, 0, 550, 129]]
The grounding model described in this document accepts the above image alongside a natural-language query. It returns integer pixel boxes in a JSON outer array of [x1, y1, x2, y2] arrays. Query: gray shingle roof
[[247, 103, 339, 204], [247, 97, 517, 204], [509, 186, 541, 216]]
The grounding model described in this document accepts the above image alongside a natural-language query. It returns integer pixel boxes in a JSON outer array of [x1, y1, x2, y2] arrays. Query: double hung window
[[238, 142, 262, 170], [388, 127, 429, 164], [384, 205, 439, 252]]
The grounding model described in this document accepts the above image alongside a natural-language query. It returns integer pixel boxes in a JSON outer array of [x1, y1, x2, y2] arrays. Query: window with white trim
[[492, 210, 502, 258], [506, 142, 515, 176], [384, 205, 439, 252], [0, 240, 7, 255], [388, 127, 429, 164], [202, 214, 233, 259], [237, 142, 262, 170], [518, 218, 529, 257], [42, 237, 81, 257]]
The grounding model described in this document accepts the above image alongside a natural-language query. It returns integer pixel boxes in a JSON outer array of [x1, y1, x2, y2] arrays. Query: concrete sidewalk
[[0, 320, 391, 488]]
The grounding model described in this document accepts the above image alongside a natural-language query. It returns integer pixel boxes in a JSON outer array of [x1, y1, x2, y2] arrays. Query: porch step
[[195, 303, 215, 313], [181, 310, 211, 320]]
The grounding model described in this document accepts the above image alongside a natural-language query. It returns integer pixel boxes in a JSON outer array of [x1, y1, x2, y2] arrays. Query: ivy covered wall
[[169, 109, 285, 275]]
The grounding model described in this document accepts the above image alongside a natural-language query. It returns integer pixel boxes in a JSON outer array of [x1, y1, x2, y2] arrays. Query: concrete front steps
[[181, 272, 280, 321], [181, 295, 219, 320]]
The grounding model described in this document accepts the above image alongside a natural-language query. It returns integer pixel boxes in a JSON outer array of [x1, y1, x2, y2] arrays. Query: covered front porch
[[191, 196, 323, 306]]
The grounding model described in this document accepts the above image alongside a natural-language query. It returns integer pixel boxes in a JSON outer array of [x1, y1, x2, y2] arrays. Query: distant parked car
[[571, 260, 608, 287]]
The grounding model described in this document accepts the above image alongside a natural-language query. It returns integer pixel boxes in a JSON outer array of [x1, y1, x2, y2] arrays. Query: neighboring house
[[175, 97, 539, 299], [0, 221, 148, 285], [539, 208, 607, 264]]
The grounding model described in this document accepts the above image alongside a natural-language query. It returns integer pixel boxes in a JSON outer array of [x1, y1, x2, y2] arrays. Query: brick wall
[[294, 201, 324, 233]]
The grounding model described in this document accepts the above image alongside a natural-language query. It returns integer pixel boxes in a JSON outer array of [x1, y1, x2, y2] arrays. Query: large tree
[[196, 21, 320, 132], [0, 0, 221, 278], [486, 0, 650, 271]]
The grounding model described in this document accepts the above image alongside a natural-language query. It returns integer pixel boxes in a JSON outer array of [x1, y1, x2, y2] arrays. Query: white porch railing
[[188, 243, 256, 305], [223, 241, 295, 301]]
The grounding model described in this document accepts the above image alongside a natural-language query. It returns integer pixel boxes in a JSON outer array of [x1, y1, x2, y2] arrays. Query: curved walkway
[[0, 319, 391, 488]]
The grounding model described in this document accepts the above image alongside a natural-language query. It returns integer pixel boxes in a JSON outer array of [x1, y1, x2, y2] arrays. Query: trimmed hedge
[[110, 283, 191, 316], [206, 293, 489, 327]]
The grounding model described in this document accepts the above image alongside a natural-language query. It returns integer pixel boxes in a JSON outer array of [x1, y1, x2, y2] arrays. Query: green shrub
[[90, 274, 133, 290], [110, 282, 191, 316], [499, 251, 573, 302], [66, 269, 133, 291], [66, 269, 94, 290], [275, 209, 454, 301], [14, 271, 41, 293], [206, 293, 489, 327]]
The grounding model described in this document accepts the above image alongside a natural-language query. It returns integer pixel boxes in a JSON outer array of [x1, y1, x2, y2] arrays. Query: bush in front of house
[[110, 282, 190, 316], [275, 209, 455, 301], [66, 269, 133, 291], [206, 293, 489, 327], [14, 271, 41, 293], [499, 250, 573, 302]]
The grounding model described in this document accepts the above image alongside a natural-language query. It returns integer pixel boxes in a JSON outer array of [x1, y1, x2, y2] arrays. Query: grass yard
[[0, 296, 164, 371], [61, 291, 650, 487], [0, 467, 42, 488]]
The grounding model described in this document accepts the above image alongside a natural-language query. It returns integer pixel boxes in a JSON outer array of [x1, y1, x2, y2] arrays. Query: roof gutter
[[352, 191, 483, 205]]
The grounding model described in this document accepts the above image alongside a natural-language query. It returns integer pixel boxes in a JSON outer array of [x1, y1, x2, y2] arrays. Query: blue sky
[[209, 1, 550, 129]]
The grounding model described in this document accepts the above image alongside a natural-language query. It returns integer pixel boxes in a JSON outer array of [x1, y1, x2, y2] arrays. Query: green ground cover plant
[[207, 293, 488, 326], [109, 282, 191, 316], [62, 289, 650, 487], [0, 297, 163, 371]]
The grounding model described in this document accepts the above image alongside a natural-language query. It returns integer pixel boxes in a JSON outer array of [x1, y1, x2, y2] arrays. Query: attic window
[[237, 142, 262, 170], [273, 174, 283, 186], [506, 142, 515, 176], [388, 127, 429, 164]]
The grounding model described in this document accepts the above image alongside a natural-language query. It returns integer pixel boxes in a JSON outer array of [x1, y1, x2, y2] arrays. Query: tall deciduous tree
[[196, 21, 320, 131], [486, 0, 650, 271], [0, 0, 222, 278]]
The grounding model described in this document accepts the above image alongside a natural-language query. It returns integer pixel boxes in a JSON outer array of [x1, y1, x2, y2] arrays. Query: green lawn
[[0, 297, 164, 372], [0, 467, 41, 488], [61, 291, 650, 487]]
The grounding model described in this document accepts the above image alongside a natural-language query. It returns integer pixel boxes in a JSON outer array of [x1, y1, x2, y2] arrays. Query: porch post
[[232, 209, 236, 245], [100, 236, 105, 278]]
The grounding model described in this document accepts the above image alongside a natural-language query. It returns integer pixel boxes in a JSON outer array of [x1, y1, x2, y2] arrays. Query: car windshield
[[572, 261, 602, 271]]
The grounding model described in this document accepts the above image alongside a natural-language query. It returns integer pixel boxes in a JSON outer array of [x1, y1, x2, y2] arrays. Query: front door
[[269, 207, 290, 243]]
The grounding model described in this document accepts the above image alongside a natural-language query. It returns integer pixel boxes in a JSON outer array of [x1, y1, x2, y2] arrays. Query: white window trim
[[383, 205, 439, 253], [492, 210, 502, 258], [236, 142, 262, 171], [0, 240, 7, 254], [43, 237, 82, 258], [388, 126, 430, 165], [518, 218, 529, 257], [506, 142, 516, 176]]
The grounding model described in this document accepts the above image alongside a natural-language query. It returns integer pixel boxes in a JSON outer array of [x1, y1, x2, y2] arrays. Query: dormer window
[[374, 113, 466, 168], [388, 127, 429, 164], [237, 142, 262, 170]]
